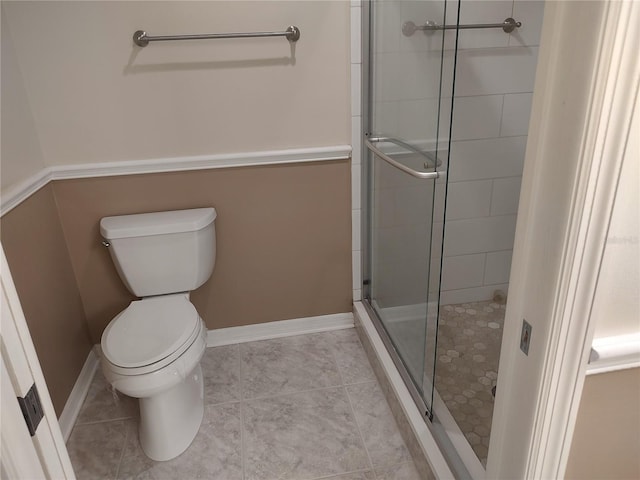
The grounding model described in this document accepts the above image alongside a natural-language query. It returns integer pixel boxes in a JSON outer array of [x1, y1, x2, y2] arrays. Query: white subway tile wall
[[352, 250, 362, 291], [442, 0, 543, 303], [441, 254, 486, 291], [445, 180, 493, 220], [351, 3, 362, 301], [484, 250, 514, 285], [490, 177, 523, 216], [500, 93, 534, 137], [443, 215, 518, 257], [351, 63, 362, 118], [451, 95, 504, 141], [454, 47, 539, 97], [352, 209, 361, 252], [357, 0, 545, 304], [448, 136, 527, 182], [352, 163, 362, 210], [509, 0, 546, 47], [351, 116, 362, 166], [455, 1, 512, 49]]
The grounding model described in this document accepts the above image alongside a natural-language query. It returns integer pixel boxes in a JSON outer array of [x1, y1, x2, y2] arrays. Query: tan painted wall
[[0, 184, 93, 416], [1, 1, 350, 174], [1, 160, 352, 412], [565, 368, 640, 480], [51, 161, 352, 343]]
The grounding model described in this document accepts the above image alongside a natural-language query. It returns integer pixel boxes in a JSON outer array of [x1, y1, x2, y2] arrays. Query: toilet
[[99, 207, 217, 461]]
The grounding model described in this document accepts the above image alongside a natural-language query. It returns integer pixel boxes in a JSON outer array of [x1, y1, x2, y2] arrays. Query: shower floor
[[435, 300, 506, 466], [376, 299, 505, 467]]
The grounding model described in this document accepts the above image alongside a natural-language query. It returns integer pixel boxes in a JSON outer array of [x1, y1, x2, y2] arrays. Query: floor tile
[[117, 403, 242, 479], [240, 333, 342, 399], [243, 387, 370, 480], [68, 329, 421, 480], [375, 461, 422, 480], [329, 329, 377, 385], [67, 420, 128, 479], [346, 382, 413, 469], [76, 371, 138, 425], [326, 471, 375, 479], [201, 344, 241, 405]]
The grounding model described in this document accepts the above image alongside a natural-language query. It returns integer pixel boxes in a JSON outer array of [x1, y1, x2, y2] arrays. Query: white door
[[0, 244, 76, 479]]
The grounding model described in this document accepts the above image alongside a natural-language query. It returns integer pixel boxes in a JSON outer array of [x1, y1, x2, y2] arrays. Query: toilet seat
[[102, 294, 201, 376]]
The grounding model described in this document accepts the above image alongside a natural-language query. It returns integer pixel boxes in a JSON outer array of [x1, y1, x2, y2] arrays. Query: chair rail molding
[[0, 145, 351, 216]]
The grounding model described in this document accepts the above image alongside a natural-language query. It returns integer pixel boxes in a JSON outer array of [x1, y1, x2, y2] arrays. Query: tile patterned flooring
[[435, 300, 506, 466], [67, 329, 421, 480]]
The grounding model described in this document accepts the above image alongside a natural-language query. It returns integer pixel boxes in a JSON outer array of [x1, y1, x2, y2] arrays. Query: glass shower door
[[364, 0, 456, 416]]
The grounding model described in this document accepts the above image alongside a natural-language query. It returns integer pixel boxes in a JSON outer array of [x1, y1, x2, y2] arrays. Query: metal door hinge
[[17, 383, 44, 436]]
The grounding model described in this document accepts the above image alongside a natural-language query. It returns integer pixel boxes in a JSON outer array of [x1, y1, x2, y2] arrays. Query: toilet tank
[[100, 208, 217, 297]]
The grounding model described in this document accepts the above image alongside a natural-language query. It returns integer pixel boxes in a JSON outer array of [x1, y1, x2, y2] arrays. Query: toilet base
[[138, 364, 204, 461]]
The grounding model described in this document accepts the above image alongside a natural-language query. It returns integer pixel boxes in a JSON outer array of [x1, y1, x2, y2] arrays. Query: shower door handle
[[365, 139, 439, 180]]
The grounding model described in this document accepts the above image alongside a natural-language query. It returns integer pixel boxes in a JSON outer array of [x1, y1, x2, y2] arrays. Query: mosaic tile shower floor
[[435, 300, 506, 466], [66, 329, 421, 480]]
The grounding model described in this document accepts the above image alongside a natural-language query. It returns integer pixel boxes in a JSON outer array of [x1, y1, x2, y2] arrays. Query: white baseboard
[[58, 348, 99, 442], [207, 313, 354, 347]]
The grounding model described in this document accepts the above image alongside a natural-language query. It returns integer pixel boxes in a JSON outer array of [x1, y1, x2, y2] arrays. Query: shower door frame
[[359, 1, 493, 477], [359, 0, 433, 422], [359, 1, 639, 479]]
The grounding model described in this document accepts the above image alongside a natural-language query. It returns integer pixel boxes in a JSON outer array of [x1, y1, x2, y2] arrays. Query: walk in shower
[[361, 0, 543, 476]]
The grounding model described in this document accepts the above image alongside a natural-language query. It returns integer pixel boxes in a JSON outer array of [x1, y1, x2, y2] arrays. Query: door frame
[[487, 0, 639, 478], [0, 0, 637, 477], [0, 244, 76, 478]]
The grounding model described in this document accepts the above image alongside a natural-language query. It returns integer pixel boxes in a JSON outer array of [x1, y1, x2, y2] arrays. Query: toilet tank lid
[[100, 208, 216, 239]]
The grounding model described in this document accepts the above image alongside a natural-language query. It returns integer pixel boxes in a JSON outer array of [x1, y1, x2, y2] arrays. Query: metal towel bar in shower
[[402, 17, 521, 37], [133, 26, 300, 47], [365, 138, 439, 180], [371, 136, 441, 169]]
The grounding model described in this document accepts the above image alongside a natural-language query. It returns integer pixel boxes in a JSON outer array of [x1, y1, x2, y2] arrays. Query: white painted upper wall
[[1, 1, 349, 185], [591, 88, 640, 339], [1, 13, 46, 191]]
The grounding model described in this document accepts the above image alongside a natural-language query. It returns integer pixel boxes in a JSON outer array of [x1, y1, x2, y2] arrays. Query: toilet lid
[[102, 295, 200, 369]]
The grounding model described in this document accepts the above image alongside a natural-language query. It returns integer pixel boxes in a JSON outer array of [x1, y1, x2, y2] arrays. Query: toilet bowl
[[98, 208, 217, 461], [101, 295, 207, 461]]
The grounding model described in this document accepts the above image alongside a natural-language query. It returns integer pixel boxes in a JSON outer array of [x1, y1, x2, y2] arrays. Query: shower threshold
[[369, 299, 505, 467], [354, 301, 488, 480]]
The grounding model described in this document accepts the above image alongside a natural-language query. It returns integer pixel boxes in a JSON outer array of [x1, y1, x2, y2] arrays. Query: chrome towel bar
[[133, 25, 301, 47], [365, 138, 439, 180], [371, 135, 441, 169], [402, 17, 521, 37]]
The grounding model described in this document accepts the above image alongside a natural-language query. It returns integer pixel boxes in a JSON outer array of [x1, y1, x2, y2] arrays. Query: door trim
[[1, 245, 76, 478], [487, 0, 640, 477]]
